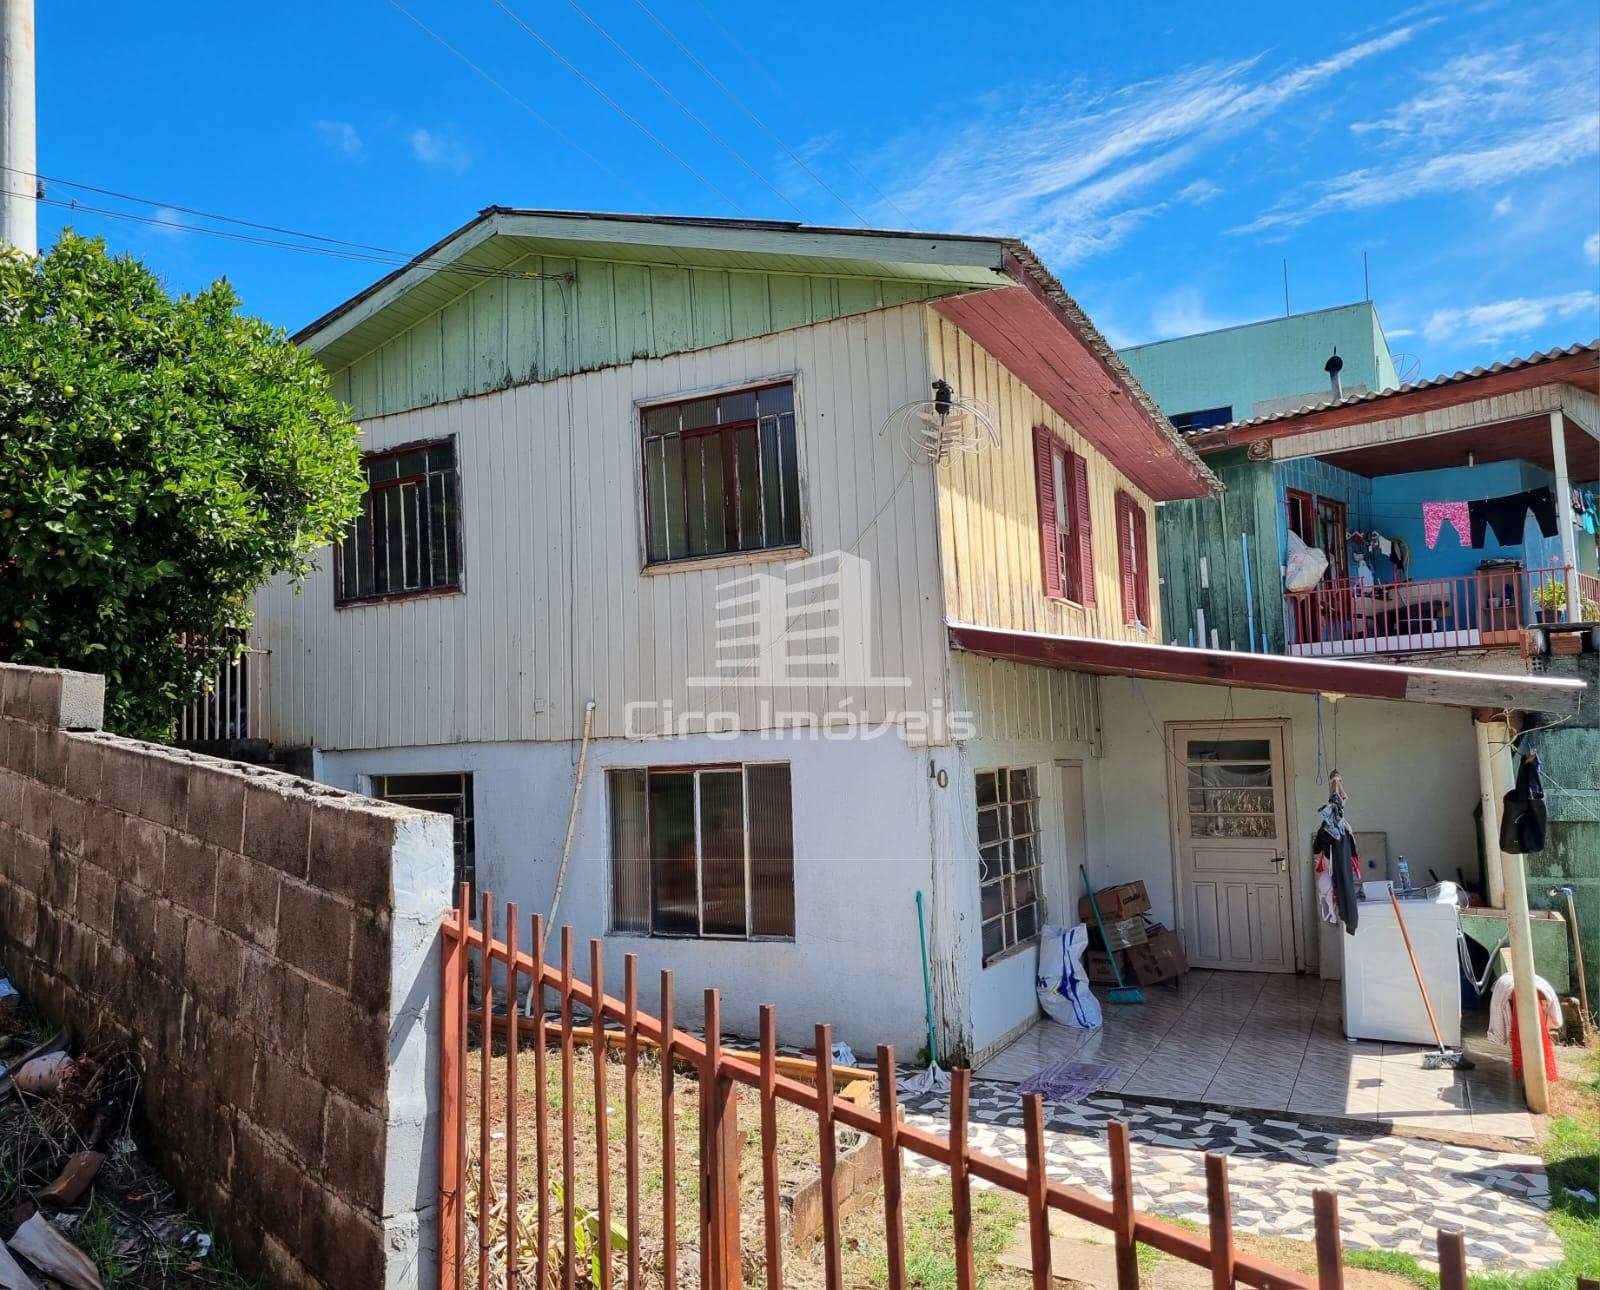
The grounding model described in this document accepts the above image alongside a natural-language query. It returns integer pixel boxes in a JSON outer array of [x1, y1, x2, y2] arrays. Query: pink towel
[[1422, 500, 1469, 549]]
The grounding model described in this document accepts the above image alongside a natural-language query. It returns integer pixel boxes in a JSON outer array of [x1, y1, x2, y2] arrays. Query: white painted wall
[[255, 303, 945, 751], [1092, 675, 1482, 971], [314, 730, 940, 1055]]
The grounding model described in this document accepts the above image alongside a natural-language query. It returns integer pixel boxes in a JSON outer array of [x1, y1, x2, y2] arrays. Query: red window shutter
[[1072, 453, 1095, 607], [1116, 492, 1138, 625], [1033, 427, 1064, 599], [1133, 505, 1151, 626]]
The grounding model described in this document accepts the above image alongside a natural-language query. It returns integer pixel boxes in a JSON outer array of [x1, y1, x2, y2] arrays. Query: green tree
[[0, 233, 364, 737]]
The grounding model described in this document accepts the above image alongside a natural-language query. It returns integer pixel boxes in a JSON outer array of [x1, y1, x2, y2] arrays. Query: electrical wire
[[680, 0, 922, 228], [384, 0, 648, 203], [554, 0, 808, 218], [627, 0, 872, 226], [484, 0, 746, 216]]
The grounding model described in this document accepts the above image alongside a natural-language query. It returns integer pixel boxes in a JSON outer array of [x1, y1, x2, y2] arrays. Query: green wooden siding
[[330, 254, 967, 419], [1156, 449, 1284, 652]]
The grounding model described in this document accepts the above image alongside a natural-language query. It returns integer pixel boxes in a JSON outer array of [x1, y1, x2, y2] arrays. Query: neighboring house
[[245, 212, 1583, 1066]]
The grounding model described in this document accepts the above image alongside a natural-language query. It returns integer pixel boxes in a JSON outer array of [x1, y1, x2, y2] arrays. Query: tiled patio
[[977, 969, 1534, 1140]]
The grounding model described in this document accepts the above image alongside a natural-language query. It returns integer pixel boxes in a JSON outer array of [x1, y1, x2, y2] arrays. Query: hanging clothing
[[1313, 821, 1361, 935], [1389, 534, 1410, 575], [1368, 533, 1393, 559], [1499, 752, 1547, 855], [1467, 498, 1490, 549], [1584, 489, 1597, 536], [1475, 487, 1559, 546], [1422, 500, 1470, 549]]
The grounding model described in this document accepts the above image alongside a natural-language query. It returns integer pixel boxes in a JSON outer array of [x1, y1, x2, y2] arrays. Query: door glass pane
[[1187, 788, 1274, 813], [1191, 814, 1277, 839], [698, 770, 747, 936], [648, 772, 698, 935], [747, 764, 794, 938], [609, 770, 650, 933], [1187, 763, 1273, 789], [1186, 739, 1270, 763]]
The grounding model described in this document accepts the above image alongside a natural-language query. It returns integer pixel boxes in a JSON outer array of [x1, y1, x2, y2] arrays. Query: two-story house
[[245, 212, 1582, 1077]]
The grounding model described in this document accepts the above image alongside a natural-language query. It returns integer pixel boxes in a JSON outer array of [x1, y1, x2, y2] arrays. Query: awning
[[947, 622, 1586, 714]]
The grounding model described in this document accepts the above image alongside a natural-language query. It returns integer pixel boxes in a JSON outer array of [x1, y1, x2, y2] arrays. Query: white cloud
[[1385, 326, 1417, 338], [1237, 44, 1600, 233], [409, 127, 469, 172], [1586, 232, 1600, 265], [1421, 290, 1600, 345], [865, 24, 1420, 265], [315, 119, 363, 159], [1149, 287, 1247, 340], [148, 207, 189, 239]]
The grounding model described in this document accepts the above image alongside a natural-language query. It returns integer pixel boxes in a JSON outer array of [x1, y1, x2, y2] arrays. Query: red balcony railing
[[1284, 564, 1586, 657]]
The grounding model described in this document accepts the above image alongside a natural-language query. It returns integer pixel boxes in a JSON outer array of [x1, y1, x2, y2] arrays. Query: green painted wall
[[330, 253, 966, 419], [1156, 449, 1284, 650], [1117, 302, 1398, 423]]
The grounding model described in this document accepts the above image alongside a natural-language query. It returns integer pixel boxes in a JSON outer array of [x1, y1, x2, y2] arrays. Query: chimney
[[1324, 347, 1344, 401]]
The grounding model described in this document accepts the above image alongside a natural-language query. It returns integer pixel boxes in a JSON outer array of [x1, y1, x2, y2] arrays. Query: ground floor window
[[975, 766, 1043, 964], [369, 772, 475, 895], [608, 763, 795, 939]]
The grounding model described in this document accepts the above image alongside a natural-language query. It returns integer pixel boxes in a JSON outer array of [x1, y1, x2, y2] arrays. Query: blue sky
[[35, 0, 1600, 376]]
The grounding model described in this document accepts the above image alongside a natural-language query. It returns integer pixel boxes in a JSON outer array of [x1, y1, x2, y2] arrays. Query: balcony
[[1285, 565, 1599, 658]]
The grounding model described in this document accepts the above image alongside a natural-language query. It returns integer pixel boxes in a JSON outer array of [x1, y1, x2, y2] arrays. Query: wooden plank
[[815, 1024, 842, 1290], [1107, 1119, 1137, 1290], [1205, 1153, 1233, 1290], [531, 915, 550, 1290], [660, 972, 677, 1290], [1312, 1190, 1342, 1290], [438, 890, 469, 1290], [759, 1007, 783, 1290], [590, 942, 613, 1289], [560, 929, 577, 1290], [623, 956, 641, 1289], [1023, 1095, 1052, 1290], [702, 991, 741, 1290], [876, 1045, 907, 1290], [950, 1067, 976, 1290], [504, 905, 521, 1289], [477, 893, 494, 1290]]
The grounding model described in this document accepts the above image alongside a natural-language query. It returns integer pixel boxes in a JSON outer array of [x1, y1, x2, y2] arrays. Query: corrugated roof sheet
[[1181, 340, 1599, 438]]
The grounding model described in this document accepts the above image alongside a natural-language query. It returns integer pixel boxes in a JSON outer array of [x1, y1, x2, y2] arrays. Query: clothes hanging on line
[[1313, 772, 1360, 935], [1422, 500, 1470, 549], [1467, 486, 1560, 548]]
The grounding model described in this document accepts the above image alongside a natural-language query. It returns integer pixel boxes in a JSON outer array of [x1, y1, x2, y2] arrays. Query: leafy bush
[[0, 233, 363, 737]]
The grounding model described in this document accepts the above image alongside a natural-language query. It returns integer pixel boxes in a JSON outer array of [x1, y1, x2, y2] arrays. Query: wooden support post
[[702, 990, 741, 1290], [624, 956, 641, 1290], [660, 972, 677, 1290], [1504, 849, 1551, 1113], [1312, 1190, 1342, 1290], [816, 1023, 842, 1290], [560, 928, 577, 1290], [950, 1068, 976, 1290], [504, 905, 521, 1289], [477, 892, 494, 1290], [591, 942, 613, 1290], [1550, 410, 1581, 620], [1437, 1230, 1466, 1290], [1023, 1095, 1052, 1290], [531, 915, 549, 1290], [1107, 1120, 1138, 1290], [876, 1045, 907, 1290], [759, 1007, 783, 1290], [1204, 1153, 1233, 1290]]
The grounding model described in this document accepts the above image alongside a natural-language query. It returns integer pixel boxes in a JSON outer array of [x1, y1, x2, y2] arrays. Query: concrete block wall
[[0, 662, 454, 1288]]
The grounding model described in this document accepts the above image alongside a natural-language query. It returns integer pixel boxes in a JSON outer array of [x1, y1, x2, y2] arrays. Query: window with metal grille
[[975, 766, 1043, 964], [641, 382, 802, 564], [337, 438, 461, 603], [608, 763, 794, 939], [369, 772, 475, 895]]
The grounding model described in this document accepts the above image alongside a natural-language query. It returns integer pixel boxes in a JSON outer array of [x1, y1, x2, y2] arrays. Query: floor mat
[[1017, 1059, 1120, 1102]]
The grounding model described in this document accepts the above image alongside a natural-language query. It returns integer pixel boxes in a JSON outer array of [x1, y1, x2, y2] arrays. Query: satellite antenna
[[880, 380, 1000, 465], [1391, 352, 1422, 386]]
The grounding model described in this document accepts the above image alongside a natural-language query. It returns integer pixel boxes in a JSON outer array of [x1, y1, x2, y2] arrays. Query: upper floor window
[[1114, 490, 1151, 628], [1286, 488, 1349, 577], [337, 438, 461, 604], [641, 382, 801, 564], [1032, 428, 1095, 605], [608, 762, 795, 939], [1170, 406, 1233, 433]]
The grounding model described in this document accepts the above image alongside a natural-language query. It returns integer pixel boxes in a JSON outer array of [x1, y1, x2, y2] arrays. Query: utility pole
[[1, 0, 36, 255]]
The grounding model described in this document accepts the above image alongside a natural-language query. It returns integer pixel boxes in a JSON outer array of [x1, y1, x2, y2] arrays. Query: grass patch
[[1345, 1248, 1439, 1287]]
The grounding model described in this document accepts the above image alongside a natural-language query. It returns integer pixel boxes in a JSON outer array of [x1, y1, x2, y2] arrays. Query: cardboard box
[[1098, 915, 1148, 951], [1078, 881, 1151, 923], [1085, 949, 1125, 984], [1124, 930, 1188, 985]]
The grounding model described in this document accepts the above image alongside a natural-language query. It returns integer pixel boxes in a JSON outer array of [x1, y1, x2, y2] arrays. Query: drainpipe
[[1474, 719, 1506, 908], [1550, 410, 1580, 621]]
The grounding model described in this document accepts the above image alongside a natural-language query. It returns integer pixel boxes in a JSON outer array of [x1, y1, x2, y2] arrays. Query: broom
[[1389, 889, 1473, 1070], [1080, 865, 1144, 1005]]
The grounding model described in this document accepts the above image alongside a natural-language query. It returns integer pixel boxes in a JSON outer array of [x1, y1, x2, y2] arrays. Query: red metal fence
[[440, 891, 1475, 1289], [1284, 564, 1586, 657]]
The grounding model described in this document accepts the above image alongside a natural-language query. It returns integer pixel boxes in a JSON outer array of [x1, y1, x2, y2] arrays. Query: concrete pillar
[[1475, 718, 1507, 909], [1503, 848, 1550, 1113], [0, 0, 36, 255], [1550, 410, 1580, 620]]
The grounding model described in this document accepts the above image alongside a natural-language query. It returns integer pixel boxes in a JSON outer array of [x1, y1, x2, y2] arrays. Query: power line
[[628, 0, 871, 227], [555, 0, 807, 218], [384, 0, 648, 204], [681, 0, 920, 227], [485, 0, 745, 216]]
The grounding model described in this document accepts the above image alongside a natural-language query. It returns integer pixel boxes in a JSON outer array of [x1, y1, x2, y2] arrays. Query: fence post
[[949, 1068, 976, 1290], [759, 1007, 784, 1290], [816, 1024, 842, 1290], [504, 905, 521, 1290], [477, 893, 494, 1290], [439, 887, 469, 1290], [876, 1045, 907, 1290], [701, 990, 741, 1290], [1312, 1190, 1342, 1290], [1204, 1153, 1233, 1290], [1023, 1094, 1052, 1290], [590, 942, 613, 1290], [1107, 1119, 1138, 1290], [1437, 1230, 1467, 1290]]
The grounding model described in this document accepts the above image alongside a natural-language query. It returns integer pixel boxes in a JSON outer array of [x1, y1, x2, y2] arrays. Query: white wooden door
[[1169, 724, 1295, 973]]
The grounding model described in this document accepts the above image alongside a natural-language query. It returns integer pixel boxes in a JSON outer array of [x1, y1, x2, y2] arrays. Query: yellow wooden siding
[[252, 304, 947, 751], [948, 652, 1098, 745], [928, 313, 1163, 642]]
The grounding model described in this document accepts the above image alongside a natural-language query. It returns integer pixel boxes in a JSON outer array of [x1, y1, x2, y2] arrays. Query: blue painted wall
[[1118, 303, 1398, 424]]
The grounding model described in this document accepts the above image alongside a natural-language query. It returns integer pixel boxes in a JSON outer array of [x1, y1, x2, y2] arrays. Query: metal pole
[[1549, 411, 1580, 621], [0, 0, 36, 255]]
